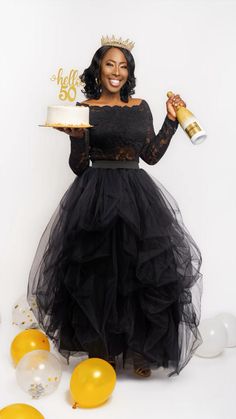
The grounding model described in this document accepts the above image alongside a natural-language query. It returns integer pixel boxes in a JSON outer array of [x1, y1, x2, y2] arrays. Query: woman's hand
[[53, 127, 85, 138], [166, 94, 186, 121]]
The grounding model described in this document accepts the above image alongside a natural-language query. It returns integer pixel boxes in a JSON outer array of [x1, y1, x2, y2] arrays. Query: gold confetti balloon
[[0, 403, 44, 418], [15, 349, 62, 399], [12, 295, 38, 330], [10, 329, 50, 366], [70, 358, 116, 408]]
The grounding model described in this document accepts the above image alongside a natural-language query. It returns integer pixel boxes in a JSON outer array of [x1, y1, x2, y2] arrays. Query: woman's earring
[[95, 77, 101, 86], [95, 77, 102, 93]]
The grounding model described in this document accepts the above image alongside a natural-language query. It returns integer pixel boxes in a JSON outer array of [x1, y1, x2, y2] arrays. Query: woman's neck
[[99, 92, 127, 105]]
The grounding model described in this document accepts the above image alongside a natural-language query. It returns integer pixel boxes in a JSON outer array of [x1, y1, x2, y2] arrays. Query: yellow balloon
[[70, 358, 116, 408], [10, 329, 50, 365], [0, 403, 44, 418]]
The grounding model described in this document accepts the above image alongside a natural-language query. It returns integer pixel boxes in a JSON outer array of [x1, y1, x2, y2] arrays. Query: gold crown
[[101, 35, 135, 51]]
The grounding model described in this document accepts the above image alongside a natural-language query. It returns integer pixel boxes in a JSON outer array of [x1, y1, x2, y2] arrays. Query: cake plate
[[39, 123, 93, 128]]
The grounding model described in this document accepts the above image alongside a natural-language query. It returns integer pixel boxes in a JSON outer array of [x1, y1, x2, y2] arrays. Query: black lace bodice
[[69, 99, 179, 175]]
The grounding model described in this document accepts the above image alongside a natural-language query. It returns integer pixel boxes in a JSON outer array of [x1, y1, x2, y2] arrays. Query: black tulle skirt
[[27, 166, 203, 376]]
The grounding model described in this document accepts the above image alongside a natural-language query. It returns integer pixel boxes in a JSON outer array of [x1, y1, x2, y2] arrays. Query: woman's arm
[[69, 133, 90, 175], [140, 103, 179, 165], [54, 126, 89, 175], [140, 94, 188, 165]]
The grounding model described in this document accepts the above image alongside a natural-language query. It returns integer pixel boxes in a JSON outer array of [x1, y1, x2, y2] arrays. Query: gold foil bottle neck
[[167, 91, 174, 98]]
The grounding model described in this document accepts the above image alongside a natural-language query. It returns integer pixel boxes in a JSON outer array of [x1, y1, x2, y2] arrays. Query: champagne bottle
[[167, 91, 207, 145]]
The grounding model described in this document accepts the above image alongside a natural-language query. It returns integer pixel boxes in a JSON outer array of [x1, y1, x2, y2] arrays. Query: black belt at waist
[[91, 160, 140, 169]]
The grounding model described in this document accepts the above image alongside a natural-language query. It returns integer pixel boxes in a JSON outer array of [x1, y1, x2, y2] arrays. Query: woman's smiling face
[[99, 47, 129, 94]]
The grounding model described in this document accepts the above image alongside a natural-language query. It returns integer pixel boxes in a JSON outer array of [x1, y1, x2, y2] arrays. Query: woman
[[27, 36, 203, 378]]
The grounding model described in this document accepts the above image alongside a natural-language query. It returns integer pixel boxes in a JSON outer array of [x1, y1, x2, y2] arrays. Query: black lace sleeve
[[140, 101, 179, 165], [68, 102, 90, 175], [69, 130, 90, 175]]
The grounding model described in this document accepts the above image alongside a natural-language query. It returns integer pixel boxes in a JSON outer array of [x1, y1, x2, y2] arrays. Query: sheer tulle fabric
[[27, 167, 202, 376]]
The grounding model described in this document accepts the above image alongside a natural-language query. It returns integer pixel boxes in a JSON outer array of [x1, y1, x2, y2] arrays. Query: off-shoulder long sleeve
[[140, 102, 179, 165], [69, 132, 90, 175]]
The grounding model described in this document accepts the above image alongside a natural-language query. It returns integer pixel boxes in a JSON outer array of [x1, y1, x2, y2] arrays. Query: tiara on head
[[101, 34, 135, 51]]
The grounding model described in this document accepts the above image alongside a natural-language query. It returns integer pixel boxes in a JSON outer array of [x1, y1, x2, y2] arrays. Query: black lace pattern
[[69, 100, 178, 175]]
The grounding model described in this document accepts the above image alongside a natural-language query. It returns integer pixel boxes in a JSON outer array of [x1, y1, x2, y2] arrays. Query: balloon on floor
[[195, 317, 227, 357], [16, 349, 62, 399], [0, 403, 44, 418], [10, 329, 50, 365], [12, 295, 38, 330], [215, 312, 236, 347], [70, 358, 116, 408]]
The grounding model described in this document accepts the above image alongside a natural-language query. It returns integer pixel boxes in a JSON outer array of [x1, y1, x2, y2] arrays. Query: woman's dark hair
[[80, 46, 136, 103]]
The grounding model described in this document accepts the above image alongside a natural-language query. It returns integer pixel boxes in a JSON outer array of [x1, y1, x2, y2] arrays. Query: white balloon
[[215, 312, 236, 347], [195, 317, 227, 358], [16, 350, 62, 399], [12, 295, 38, 329]]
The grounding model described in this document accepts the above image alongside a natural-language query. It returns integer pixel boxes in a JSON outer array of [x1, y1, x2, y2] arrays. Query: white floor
[[0, 310, 235, 419]]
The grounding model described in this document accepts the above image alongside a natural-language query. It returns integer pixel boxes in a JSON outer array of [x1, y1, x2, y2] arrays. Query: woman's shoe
[[134, 367, 151, 377], [133, 352, 151, 377]]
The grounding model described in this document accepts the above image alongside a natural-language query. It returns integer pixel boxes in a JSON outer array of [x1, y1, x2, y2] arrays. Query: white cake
[[46, 105, 90, 127]]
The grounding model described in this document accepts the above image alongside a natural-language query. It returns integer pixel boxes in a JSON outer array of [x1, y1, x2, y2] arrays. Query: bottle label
[[185, 121, 202, 138]]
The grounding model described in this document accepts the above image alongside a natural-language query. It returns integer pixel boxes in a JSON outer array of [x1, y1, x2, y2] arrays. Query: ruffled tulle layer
[[27, 167, 203, 376]]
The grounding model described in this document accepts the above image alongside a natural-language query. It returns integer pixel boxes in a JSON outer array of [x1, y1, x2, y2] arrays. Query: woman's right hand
[[53, 127, 85, 138]]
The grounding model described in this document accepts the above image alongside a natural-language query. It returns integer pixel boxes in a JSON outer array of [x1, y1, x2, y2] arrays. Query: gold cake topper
[[101, 34, 135, 51], [50, 68, 82, 102]]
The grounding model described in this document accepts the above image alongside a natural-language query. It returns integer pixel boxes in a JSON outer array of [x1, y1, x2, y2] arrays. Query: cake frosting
[[46, 105, 90, 127]]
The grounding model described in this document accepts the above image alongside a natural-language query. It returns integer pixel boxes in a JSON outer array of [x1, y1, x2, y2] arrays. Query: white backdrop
[[1, 1, 236, 417], [1, 0, 236, 338]]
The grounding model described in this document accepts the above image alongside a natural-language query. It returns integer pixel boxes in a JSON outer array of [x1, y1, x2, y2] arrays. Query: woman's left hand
[[166, 94, 186, 121]]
